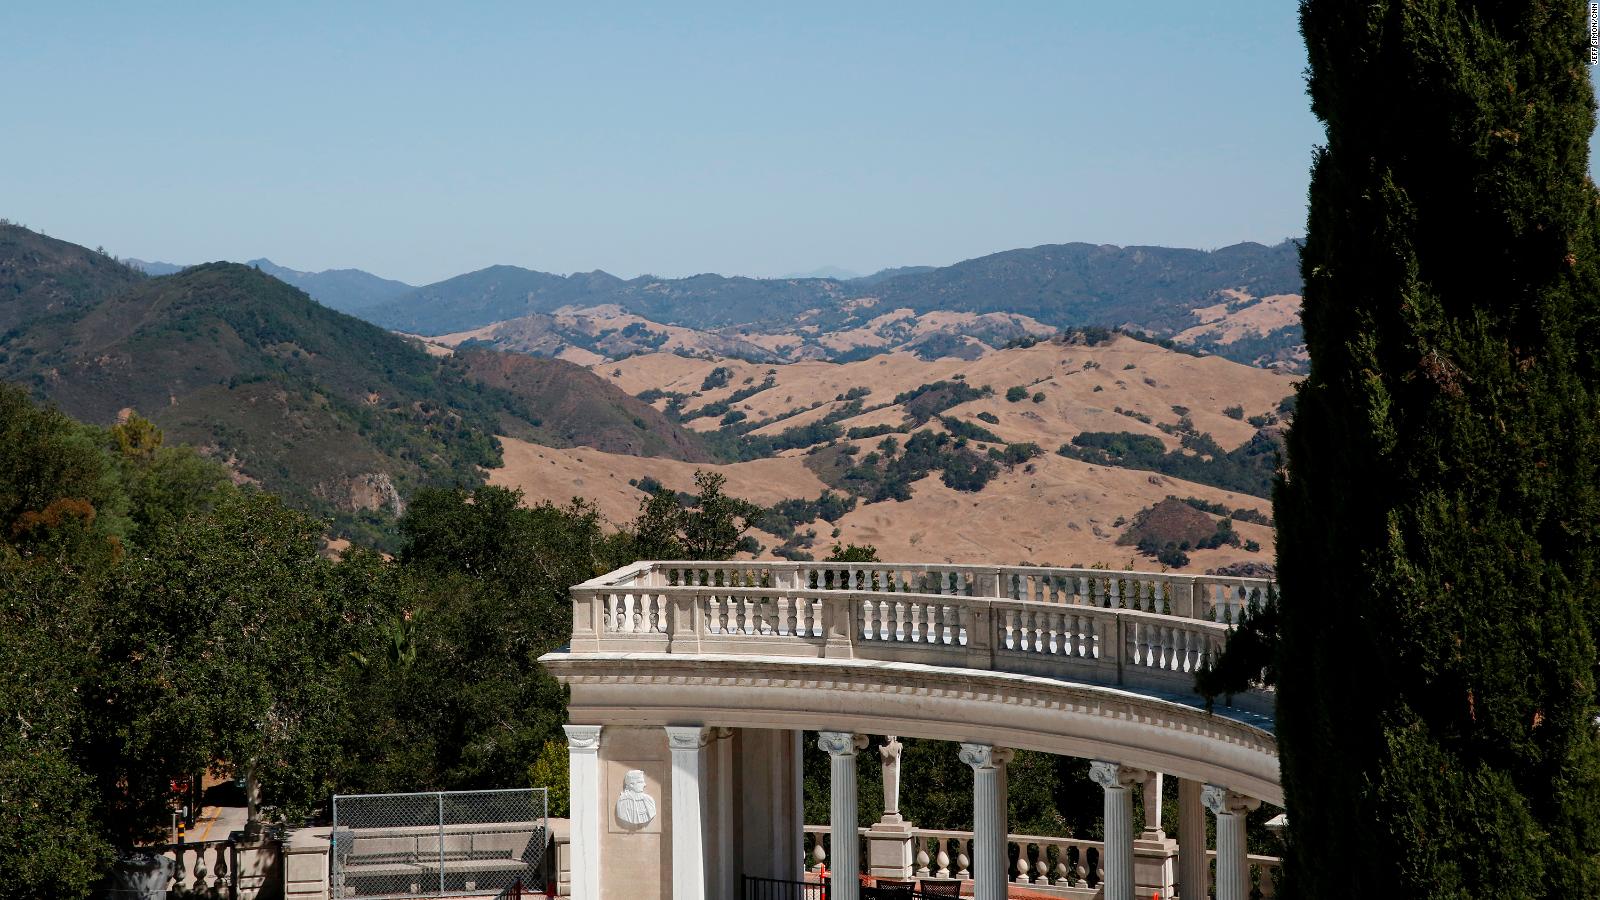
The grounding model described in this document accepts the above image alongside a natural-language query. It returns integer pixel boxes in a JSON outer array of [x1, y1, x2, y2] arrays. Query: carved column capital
[[665, 725, 710, 751], [564, 724, 602, 752], [817, 731, 868, 756], [1088, 759, 1144, 790], [957, 742, 1014, 770], [711, 726, 735, 741], [1201, 784, 1261, 817]]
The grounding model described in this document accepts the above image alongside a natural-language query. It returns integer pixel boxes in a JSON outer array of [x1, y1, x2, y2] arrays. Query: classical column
[[665, 726, 711, 900], [563, 725, 603, 900], [959, 743, 1014, 900], [1202, 784, 1261, 900], [1089, 760, 1142, 900], [1176, 779, 1206, 900], [818, 732, 868, 900], [712, 727, 736, 900]]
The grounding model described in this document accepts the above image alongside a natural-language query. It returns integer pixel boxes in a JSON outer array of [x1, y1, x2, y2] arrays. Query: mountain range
[[128, 256, 414, 314], [4, 221, 1303, 563], [1, 224, 706, 546], [356, 240, 1302, 342], [122, 239, 1304, 368]]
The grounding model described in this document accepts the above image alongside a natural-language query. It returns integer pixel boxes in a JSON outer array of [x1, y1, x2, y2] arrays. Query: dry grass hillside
[[488, 434, 1273, 572], [485, 333, 1296, 572], [601, 334, 1295, 451]]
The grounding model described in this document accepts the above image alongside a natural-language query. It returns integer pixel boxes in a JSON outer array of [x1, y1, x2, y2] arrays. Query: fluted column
[[959, 743, 1013, 900], [1177, 778, 1207, 900], [712, 727, 736, 900], [666, 726, 711, 900], [1202, 784, 1261, 900], [818, 732, 867, 900], [563, 725, 603, 900], [1089, 760, 1143, 900]]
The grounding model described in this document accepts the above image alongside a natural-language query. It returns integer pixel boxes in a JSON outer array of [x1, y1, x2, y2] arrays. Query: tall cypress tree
[[1277, 2, 1600, 894]]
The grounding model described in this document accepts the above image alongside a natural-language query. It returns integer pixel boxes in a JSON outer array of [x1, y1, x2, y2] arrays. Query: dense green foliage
[[893, 380, 993, 424], [0, 388, 751, 895], [1058, 429, 1279, 498], [1209, 3, 1600, 894], [821, 430, 1001, 500]]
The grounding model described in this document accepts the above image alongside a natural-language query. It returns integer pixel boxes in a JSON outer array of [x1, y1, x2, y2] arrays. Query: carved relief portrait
[[615, 768, 657, 826]]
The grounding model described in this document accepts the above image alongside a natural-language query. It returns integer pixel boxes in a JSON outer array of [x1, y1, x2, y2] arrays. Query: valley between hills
[[4, 221, 1301, 573]]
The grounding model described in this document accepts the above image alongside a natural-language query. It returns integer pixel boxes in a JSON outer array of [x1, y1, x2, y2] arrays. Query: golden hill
[[485, 334, 1296, 572]]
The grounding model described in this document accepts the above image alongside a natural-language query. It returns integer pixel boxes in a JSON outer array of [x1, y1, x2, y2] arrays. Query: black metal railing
[[744, 875, 828, 900]]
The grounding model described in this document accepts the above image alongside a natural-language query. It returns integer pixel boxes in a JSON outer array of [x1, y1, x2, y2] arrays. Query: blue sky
[[1, 2, 1593, 285]]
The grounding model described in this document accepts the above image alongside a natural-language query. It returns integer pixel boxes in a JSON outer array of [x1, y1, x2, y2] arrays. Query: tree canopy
[[1207, 3, 1600, 894]]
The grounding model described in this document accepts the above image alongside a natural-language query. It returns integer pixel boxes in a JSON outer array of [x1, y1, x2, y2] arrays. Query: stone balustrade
[[802, 825, 1281, 899], [570, 561, 1274, 711], [158, 839, 236, 890]]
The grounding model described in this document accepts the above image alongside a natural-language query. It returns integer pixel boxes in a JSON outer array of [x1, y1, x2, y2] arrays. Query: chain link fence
[[331, 789, 548, 899]]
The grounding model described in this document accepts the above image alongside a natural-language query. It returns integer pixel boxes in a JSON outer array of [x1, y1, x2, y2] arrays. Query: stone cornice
[[545, 652, 1275, 755], [546, 651, 1282, 805]]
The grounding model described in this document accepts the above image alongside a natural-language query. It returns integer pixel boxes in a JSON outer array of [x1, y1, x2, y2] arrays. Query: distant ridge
[[246, 258, 414, 314], [126, 255, 414, 313], [779, 265, 862, 280], [851, 265, 936, 286], [359, 240, 1303, 362], [127, 258, 186, 276]]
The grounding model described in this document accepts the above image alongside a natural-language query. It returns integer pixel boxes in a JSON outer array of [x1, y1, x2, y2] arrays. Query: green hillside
[[0, 246, 710, 545], [0, 222, 147, 334], [456, 349, 711, 461]]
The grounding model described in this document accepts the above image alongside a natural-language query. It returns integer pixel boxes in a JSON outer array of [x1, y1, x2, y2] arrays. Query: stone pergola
[[540, 560, 1279, 900]]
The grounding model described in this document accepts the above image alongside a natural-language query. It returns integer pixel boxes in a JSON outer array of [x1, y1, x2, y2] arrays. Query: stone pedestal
[[1133, 835, 1179, 900], [866, 820, 915, 880], [231, 832, 281, 900], [283, 827, 331, 900]]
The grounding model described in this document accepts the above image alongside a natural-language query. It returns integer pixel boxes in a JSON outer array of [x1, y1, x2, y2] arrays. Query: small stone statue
[[615, 769, 657, 826], [880, 735, 903, 823]]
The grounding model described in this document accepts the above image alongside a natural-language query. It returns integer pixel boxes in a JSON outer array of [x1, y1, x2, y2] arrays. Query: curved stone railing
[[569, 561, 1274, 711], [800, 825, 1280, 898]]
